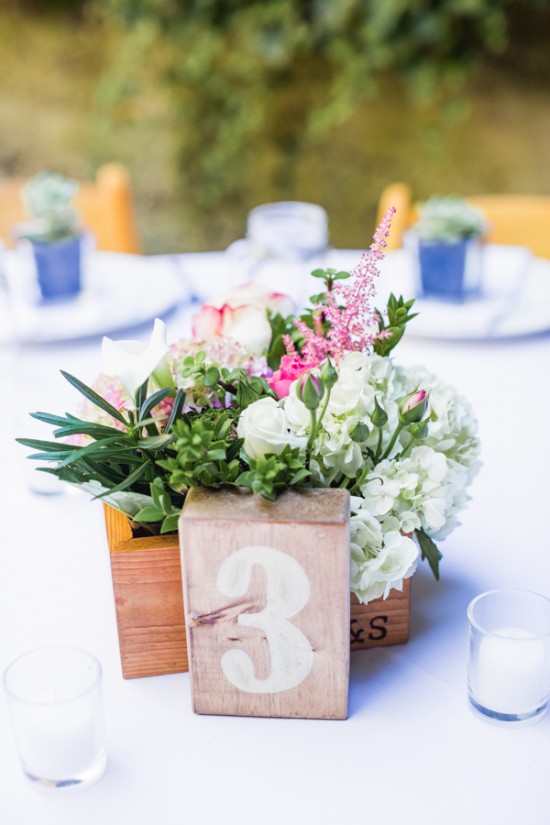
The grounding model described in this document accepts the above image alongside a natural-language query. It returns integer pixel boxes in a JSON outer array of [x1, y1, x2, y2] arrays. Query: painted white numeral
[[217, 546, 314, 694]]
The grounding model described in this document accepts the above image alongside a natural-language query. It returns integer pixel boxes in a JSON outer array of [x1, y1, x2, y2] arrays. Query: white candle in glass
[[475, 627, 547, 715], [12, 694, 103, 780], [4, 646, 106, 789]]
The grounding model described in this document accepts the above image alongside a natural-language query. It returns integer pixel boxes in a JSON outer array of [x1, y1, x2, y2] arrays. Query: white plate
[[2, 250, 189, 344], [335, 246, 550, 341]]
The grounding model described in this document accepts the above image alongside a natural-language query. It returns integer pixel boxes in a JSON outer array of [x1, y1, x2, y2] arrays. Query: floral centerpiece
[[19, 209, 480, 605]]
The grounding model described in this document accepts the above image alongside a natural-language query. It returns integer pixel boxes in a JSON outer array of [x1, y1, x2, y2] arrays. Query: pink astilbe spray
[[325, 206, 395, 358], [291, 207, 395, 362]]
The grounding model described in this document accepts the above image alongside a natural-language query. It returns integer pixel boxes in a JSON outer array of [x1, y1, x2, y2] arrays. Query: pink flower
[[192, 283, 294, 356], [398, 389, 429, 423], [289, 207, 396, 363], [268, 354, 319, 398]]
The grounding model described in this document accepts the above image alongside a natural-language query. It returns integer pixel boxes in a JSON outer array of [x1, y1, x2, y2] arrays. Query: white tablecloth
[[1, 250, 549, 825]]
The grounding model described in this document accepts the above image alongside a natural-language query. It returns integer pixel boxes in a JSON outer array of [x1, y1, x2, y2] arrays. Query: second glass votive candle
[[467, 589, 550, 725], [3, 646, 106, 791]]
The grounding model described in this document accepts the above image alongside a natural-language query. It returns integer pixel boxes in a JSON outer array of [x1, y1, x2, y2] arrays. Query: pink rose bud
[[399, 389, 429, 424]]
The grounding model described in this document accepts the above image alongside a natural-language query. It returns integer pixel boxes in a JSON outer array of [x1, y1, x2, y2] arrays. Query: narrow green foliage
[[60, 371, 129, 424]]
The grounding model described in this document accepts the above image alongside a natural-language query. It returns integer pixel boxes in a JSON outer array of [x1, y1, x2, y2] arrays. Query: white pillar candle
[[475, 627, 548, 715]]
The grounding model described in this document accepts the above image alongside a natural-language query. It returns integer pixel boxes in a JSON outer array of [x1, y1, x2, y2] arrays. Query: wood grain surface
[[179, 488, 350, 719]]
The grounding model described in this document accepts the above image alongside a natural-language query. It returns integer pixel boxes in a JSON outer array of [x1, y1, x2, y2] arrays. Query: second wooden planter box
[[104, 499, 411, 680]]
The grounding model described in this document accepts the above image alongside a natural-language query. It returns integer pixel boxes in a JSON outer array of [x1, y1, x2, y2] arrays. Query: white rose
[[237, 397, 304, 460]]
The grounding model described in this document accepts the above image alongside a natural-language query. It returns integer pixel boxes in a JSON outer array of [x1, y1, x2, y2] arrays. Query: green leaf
[[164, 389, 186, 433], [93, 461, 152, 498], [161, 513, 180, 533], [50, 422, 124, 439], [74, 482, 155, 518], [137, 433, 175, 450], [55, 436, 125, 468], [133, 504, 164, 522], [203, 366, 220, 387], [16, 437, 74, 453], [29, 411, 83, 427], [416, 529, 443, 581], [135, 380, 148, 412], [60, 371, 128, 425], [138, 388, 172, 423]]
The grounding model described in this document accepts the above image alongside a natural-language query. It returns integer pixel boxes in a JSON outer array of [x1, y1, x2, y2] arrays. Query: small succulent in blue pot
[[17, 171, 84, 301], [411, 196, 488, 302]]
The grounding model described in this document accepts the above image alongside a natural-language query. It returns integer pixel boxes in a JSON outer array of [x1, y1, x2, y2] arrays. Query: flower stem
[[374, 425, 384, 462], [394, 437, 415, 462], [305, 410, 318, 465], [350, 463, 370, 496], [315, 385, 332, 433], [381, 422, 404, 460]]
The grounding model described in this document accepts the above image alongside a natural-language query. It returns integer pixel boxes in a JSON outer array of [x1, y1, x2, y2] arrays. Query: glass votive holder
[[467, 589, 550, 725], [226, 201, 329, 305], [3, 646, 106, 791], [246, 201, 329, 261]]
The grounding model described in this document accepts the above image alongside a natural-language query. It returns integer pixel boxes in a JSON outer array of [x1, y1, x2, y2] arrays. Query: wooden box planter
[[104, 503, 411, 680]]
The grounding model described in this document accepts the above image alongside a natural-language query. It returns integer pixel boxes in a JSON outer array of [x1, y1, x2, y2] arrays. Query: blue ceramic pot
[[32, 235, 82, 301], [418, 238, 481, 302]]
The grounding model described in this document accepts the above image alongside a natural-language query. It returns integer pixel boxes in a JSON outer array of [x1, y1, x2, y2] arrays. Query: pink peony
[[267, 354, 319, 399]]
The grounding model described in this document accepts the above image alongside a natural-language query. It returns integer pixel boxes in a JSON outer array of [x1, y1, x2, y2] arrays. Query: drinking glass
[[227, 201, 329, 304], [4, 646, 107, 791], [467, 589, 550, 724]]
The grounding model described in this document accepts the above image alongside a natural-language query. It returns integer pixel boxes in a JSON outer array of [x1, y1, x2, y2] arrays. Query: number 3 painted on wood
[[217, 546, 314, 694]]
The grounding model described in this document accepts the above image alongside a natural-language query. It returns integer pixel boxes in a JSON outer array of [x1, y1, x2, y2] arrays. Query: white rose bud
[[237, 397, 303, 460]]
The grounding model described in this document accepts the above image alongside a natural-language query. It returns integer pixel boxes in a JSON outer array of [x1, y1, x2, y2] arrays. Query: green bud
[[371, 396, 388, 427], [320, 357, 338, 390], [296, 371, 325, 411], [350, 421, 370, 442], [409, 420, 429, 440]]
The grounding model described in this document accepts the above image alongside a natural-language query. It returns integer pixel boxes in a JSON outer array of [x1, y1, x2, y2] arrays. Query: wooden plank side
[[350, 579, 411, 650], [179, 488, 350, 720], [105, 508, 188, 679]]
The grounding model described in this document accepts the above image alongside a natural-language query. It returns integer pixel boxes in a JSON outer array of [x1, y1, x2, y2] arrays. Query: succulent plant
[[20, 171, 79, 243], [414, 196, 488, 244]]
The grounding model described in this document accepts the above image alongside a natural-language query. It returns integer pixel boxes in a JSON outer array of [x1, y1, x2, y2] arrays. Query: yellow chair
[[0, 163, 141, 254], [375, 183, 413, 251], [376, 183, 550, 259]]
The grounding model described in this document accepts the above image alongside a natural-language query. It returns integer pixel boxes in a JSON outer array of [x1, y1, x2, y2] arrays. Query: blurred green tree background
[[1, 0, 549, 252]]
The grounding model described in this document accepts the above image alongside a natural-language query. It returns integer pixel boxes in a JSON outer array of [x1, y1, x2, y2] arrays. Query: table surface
[[1, 249, 550, 825]]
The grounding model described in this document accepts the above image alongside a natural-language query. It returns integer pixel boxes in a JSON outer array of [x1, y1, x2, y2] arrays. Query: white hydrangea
[[349, 505, 419, 603], [283, 351, 481, 604]]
